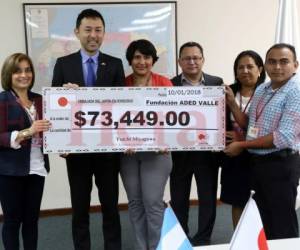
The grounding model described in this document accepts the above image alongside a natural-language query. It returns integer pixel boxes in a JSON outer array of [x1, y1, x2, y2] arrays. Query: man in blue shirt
[[225, 43, 300, 239]]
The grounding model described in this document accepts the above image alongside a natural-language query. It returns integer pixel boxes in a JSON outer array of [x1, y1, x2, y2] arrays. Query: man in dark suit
[[52, 9, 124, 250], [170, 42, 223, 246]]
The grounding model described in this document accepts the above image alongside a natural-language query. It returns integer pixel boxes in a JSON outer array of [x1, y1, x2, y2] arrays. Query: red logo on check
[[58, 97, 68, 107], [198, 133, 206, 140]]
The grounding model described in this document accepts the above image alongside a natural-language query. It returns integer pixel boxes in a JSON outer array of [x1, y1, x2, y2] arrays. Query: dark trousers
[[170, 151, 219, 241], [251, 150, 300, 240], [66, 153, 121, 250], [0, 174, 45, 250]]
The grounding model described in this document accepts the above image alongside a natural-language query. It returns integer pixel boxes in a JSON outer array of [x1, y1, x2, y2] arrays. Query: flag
[[229, 193, 269, 250], [275, 0, 300, 62], [275, 0, 300, 209], [49, 94, 76, 110], [156, 207, 193, 250]]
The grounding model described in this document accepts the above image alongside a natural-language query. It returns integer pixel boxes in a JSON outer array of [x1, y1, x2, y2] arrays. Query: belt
[[251, 149, 299, 160]]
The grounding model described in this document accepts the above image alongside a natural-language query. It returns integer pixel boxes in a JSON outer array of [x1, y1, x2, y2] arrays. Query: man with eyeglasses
[[224, 43, 300, 239], [170, 41, 223, 246]]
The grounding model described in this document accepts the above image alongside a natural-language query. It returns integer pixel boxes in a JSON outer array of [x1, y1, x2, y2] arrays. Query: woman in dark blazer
[[0, 53, 50, 250]]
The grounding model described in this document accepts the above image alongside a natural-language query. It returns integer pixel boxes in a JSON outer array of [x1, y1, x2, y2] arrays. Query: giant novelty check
[[43, 86, 225, 153]]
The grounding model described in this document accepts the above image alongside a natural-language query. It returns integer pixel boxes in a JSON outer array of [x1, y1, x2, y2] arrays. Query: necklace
[[26, 103, 36, 116], [133, 73, 152, 86], [19, 98, 36, 118], [239, 91, 253, 114]]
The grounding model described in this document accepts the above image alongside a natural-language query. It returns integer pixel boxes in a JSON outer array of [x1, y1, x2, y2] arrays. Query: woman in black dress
[[221, 50, 266, 228]]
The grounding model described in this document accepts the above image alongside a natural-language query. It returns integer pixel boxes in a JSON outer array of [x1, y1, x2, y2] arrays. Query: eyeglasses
[[180, 56, 203, 63]]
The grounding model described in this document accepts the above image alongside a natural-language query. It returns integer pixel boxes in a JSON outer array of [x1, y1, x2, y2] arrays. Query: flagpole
[[229, 190, 269, 250], [229, 190, 255, 250]]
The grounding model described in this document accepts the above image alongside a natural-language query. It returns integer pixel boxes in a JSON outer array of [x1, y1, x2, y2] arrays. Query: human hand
[[224, 85, 236, 106], [62, 82, 79, 89], [124, 148, 135, 155], [59, 153, 69, 158], [156, 148, 169, 155], [224, 141, 243, 157], [226, 131, 244, 144], [30, 120, 51, 135]]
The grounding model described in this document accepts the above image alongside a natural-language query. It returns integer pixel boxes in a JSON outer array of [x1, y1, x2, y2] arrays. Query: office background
[[0, 0, 299, 214]]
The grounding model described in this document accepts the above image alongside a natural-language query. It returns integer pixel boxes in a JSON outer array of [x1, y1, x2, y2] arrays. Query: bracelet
[[20, 128, 33, 139]]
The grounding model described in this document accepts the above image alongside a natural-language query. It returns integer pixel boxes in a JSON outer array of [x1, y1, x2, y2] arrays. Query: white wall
[[0, 0, 299, 211]]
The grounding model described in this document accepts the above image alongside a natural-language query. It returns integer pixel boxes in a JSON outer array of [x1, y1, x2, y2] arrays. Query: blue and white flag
[[156, 207, 193, 250]]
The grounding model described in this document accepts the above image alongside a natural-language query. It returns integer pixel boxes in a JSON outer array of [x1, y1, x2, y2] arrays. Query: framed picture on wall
[[23, 2, 177, 92]]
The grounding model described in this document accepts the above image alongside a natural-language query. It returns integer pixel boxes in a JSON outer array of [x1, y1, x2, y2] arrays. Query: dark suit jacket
[[52, 51, 125, 87], [52, 50, 125, 160], [171, 72, 224, 165], [171, 73, 223, 87], [0, 90, 49, 176]]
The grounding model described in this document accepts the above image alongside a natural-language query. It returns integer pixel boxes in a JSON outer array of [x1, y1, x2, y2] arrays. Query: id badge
[[247, 126, 259, 139]]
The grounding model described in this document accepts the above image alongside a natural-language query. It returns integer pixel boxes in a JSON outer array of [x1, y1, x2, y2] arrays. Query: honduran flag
[[156, 206, 193, 250], [229, 192, 269, 250]]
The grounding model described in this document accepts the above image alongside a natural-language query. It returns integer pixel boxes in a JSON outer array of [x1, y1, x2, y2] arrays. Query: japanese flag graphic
[[49, 94, 76, 110]]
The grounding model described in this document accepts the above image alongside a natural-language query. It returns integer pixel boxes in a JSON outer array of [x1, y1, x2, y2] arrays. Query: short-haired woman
[[121, 39, 172, 250], [0, 53, 51, 250]]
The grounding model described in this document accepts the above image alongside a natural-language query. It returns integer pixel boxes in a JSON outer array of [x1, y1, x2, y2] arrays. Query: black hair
[[179, 41, 204, 57], [266, 43, 297, 61], [126, 39, 159, 65], [233, 50, 266, 91], [76, 9, 105, 29]]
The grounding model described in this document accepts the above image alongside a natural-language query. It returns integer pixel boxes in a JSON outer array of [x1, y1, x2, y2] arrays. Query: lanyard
[[255, 88, 280, 122], [239, 92, 253, 114]]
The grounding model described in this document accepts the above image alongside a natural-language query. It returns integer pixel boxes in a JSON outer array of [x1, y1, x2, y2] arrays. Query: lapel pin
[[101, 62, 106, 66]]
